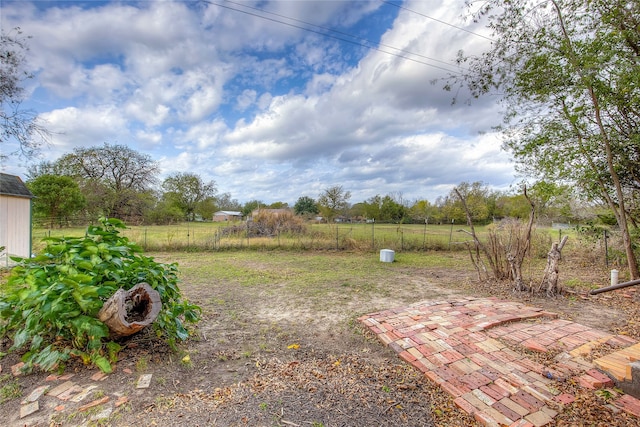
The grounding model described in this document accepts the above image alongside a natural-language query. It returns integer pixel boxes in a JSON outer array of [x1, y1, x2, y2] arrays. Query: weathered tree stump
[[98, 282, 162, 338], [539, 235, 569, 296]]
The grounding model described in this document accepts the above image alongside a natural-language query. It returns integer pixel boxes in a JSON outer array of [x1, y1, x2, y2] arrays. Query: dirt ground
[[1, 250, 638, 427]]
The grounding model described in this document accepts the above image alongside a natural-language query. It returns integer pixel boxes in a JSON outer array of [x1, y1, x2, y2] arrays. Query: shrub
[[0, 218, 201, 373]]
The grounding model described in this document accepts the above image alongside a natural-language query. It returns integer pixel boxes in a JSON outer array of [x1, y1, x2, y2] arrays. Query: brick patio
[[359, 296, 640, 427]]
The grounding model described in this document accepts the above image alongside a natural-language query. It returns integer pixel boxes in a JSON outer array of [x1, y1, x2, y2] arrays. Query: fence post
[[604, 229, 609, 268], [423, 218, 427, 250], [372, 219, 375, 251], [448, 219, 454, 250], [336, 225, 339, 250]]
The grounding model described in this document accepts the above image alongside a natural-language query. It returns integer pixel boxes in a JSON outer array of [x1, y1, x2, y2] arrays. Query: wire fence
[[30, 222, 478, 253]]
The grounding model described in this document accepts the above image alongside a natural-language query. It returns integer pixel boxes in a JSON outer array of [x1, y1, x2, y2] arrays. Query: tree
[[0, 28, 49, 161], [242, 199, 264, 217], [267, 201, 289, 209], [215, 192, 242, 211], [409, 199, 438, 223], [294, 196, 319, 216], [53, 143, 159, 221], [317, 185, 351, 221], [362, 194, 406, 222], [440, 182, 493, 224], [451, 0, 640, 278], [28, 174, 86, 228], [162, 172, 216, 221]]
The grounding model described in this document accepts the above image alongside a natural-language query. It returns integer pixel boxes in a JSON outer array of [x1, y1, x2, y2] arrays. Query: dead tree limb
[[454, 188, 493, 280], [98, 282, 162, 338], [539, 235, 569, 297], [508, 187, 535, 292]]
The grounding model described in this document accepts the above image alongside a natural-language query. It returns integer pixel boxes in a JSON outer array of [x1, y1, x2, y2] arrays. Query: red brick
[[78, 396, 109, 412], [434, 366, 459, 381], [576, 374, 598, 390], [492, 401, 524, 423], [509, 420, 535, 427], [424, 370, 445, 385], [614, 394, 640, 417], [460, 371, 492, 389], [441, 349, 465, 363], [494, 378, 519, 396], [453, 396, 477, 416], [398, 350, 417, 363], [585, 369, 614, 387], [480, 385, 506, 401], [554, 393, 575, 405], [478, 368, 500, 381], [448, 377, 473, 395], [474, 411, 501, 427], [441, 381, 465, 398], [511, 390, 543, 413], [523, 339, 548, 353]]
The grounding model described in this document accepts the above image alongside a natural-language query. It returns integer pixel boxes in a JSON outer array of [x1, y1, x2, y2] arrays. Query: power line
[[381, 1, 494, 42], [201, 0, 464, 74]]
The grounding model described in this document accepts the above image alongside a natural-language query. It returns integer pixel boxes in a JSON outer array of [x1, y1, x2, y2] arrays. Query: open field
[[30, 221, 578, 254], [2, 247, 636, 426]]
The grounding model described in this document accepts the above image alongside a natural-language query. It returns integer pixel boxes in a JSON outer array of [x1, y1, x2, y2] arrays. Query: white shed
[[0, 173, 34, 264]]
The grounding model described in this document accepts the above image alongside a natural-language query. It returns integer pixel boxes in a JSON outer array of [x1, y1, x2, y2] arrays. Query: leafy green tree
[[528, 181, 575, 223], [1, 28, 49, 160], [348, 202, 367, 220], [362, 195, 382, 221], [362, 194, 406, 222], [49, 143, 159, 222], [196, 196, 218, 221], [267, 201, 289, 209], [494, 193, 531, 220], [0, 218, 201, 373], [162, 172, 216, 221], [215, 192, 242, 211], [441, 182, 493, 224], [451, 0, 640, 277], [380, 195, 406, 223], [409, 199, 439, 223], [145, 198, 184, 225], [294, 196, 319, 216], [242, 199, 264, 216], [318, 185, 351, 221], [28, 174, 86, 228]]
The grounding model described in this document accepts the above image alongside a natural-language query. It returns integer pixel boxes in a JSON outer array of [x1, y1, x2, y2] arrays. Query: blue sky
[[1, 0, 516, 205]]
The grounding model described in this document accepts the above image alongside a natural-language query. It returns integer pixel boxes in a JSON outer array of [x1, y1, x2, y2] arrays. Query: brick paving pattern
[[360, 296, 640, 427]]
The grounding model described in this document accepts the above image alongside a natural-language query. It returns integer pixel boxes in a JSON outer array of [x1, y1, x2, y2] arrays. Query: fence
[[30, 222, 481, 253]]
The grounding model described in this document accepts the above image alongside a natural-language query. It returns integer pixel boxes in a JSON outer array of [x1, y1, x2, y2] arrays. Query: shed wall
[[0, 195, 32, 259]]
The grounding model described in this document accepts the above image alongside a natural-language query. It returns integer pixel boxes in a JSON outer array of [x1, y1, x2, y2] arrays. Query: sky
[[1, 0, 517, 206]]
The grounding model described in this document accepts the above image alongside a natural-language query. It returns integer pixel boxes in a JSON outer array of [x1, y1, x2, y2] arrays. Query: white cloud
[[1, 0, 515, 205]]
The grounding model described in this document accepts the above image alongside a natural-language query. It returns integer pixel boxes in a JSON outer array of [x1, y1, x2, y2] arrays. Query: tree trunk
[[509, 188, 535, 292], [98, 282, 162, 338], [540, 235, 569, 296]]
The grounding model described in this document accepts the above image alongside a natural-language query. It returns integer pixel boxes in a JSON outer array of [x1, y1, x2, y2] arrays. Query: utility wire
[[201, 0, 464, 74], [221, 0, 466, 71], [381, 1, 494, 42]]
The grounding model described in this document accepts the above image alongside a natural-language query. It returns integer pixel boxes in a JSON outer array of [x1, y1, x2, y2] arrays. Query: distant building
[[212, 211, 243, 222], [0, 173, 34, 264]]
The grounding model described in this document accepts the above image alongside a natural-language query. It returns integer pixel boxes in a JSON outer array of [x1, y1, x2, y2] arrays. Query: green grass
[[0, 374, 22, 403], [31, 222, 496, 253]]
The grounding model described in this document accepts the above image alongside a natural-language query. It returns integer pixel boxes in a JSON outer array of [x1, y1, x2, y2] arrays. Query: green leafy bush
[[0, 218, 201, 373]]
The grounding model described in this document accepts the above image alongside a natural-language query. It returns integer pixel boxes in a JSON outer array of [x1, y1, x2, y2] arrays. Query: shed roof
[[0, 173, 34, 198]]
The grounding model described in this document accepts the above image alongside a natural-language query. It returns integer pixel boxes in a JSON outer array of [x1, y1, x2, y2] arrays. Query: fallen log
[[98, 282, 162, 338]]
